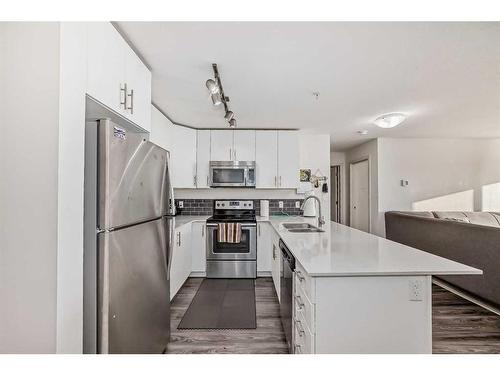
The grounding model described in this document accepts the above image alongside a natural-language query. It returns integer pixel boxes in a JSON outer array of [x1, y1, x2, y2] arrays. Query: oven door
[[210, 166, 247, 187], [206, 223, 257, 260]]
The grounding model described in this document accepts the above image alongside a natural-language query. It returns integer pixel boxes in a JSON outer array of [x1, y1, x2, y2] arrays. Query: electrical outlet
[[295, 201, 300, 208], [279, 201, 284, 209], [409, 280, 423, 301], [178, 201, 184, 208]]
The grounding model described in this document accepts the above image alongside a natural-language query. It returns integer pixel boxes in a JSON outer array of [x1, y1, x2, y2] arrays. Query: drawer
[[294, 262, 315, 302], [293, 310, 314, 354], [294, 283, 315, 333]]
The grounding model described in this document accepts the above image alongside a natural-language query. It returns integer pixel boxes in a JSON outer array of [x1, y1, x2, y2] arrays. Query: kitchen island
[[258, 216, 481, 354]]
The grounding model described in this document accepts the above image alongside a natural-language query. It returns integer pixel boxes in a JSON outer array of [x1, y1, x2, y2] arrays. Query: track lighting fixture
[[206, 63, 237, 128]]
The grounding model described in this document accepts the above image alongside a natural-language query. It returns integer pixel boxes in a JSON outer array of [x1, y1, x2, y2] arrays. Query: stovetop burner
[[207, 200, 256, 224]]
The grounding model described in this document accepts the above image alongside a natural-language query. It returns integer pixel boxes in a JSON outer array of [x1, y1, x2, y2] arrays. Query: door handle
[[127, 88, 134, 114], [120, 83, 127, 110]]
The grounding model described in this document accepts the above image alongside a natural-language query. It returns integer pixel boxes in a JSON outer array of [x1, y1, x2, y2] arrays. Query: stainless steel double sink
[[282, 223, 324, 233]]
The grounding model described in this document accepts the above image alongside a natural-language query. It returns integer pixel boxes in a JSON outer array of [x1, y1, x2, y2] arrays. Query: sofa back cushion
[[464, 212, 500, 227]]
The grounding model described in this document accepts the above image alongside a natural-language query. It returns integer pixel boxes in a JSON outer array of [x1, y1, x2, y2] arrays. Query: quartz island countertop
[[258, 215, 482, 277]]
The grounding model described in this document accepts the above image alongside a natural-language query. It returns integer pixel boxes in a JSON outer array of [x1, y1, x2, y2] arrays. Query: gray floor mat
[[177, 279, 257, 329]]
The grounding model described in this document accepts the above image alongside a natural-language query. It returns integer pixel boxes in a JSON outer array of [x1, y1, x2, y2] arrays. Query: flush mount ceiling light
[[374, 113, 406, 128], [206, 63, 237, 128]]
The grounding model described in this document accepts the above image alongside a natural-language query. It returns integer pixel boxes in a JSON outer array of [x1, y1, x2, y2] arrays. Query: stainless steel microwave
[[209, 161, 256, 187]]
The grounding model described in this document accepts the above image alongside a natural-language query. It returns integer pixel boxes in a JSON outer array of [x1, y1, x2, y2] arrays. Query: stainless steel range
[[206, 200, 257, 278]]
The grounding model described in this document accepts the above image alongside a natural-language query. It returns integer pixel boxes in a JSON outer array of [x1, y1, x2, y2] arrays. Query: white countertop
[[174, 215, 210, 229], [258, 215, 482, 277]]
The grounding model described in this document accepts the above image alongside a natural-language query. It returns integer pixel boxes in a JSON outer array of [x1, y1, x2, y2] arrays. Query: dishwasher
[[279, 239, 295, 353]]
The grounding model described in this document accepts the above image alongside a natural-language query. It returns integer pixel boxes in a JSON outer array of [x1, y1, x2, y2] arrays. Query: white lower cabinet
[[257, 222, 272, 275], [170, 224, 192, 300], [191, 222, 207, 275]]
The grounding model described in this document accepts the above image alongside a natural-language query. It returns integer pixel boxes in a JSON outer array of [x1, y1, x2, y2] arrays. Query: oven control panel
[[215, 200, 254, 209]]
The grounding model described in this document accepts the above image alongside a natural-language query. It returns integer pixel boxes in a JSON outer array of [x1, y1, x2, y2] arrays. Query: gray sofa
[[385, 211, 500, 308]]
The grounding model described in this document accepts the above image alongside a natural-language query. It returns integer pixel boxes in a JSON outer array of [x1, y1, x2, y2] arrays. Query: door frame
[[349, 157, 371, 232]]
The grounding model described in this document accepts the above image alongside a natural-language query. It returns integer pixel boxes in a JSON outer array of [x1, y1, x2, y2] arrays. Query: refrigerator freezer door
[[97, 218, 170, 354], [98, 119, 169, 230]]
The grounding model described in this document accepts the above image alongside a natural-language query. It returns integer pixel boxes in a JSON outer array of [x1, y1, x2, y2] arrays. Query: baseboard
[[432, 277, 500, 316], [190, 271, 206, 278], [257, 271, 272, 277]]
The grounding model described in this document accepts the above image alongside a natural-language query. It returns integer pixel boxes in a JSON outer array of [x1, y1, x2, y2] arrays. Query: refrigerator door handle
[[166, 218, 175, 281], [166, 152, 176, 215]]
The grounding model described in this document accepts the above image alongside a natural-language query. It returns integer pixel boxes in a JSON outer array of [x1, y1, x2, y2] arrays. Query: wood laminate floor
[[167, 278, 500, 354], [168, 277, 289, 354], [432, 284, 500, 354]]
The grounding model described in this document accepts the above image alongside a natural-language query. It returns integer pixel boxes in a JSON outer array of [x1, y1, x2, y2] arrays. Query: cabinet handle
[[296, 270, 305, 282], [229, 148, 232, 160], [294, 319, 305, 337], [294, 295, 305, 309], [202, 225, 205, 237], [177, 232, 181, 247], [279, 176, 282, 187], [194, 175, 197, 186], [120, 83, 127, 110], [234, 149, 237, 160], [272, 244, 276, 260], [258, 224, 261, 236], [206, 175, 209, 186], [274, 176, 277, 187], [127, 88, 134, 114]]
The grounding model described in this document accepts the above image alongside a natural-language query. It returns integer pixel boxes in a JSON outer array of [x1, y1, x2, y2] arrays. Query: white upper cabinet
[[150, 105, 174, 152], [278, 130, 299, 188], [171, 125, 197, 188], [86, 22, 152, 132], [256, 130, 278, 188], [87, 22, 126, 115], [196, 130, 211, 188], [124, 47, 152, 132], [233, 130, 256, 161], [210, 130, 233, 161]]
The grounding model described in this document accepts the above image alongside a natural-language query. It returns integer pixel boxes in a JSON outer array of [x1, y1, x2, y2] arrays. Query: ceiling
[[117, 22, 500, 151]]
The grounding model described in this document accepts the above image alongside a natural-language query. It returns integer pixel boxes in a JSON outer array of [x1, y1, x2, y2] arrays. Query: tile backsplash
[[175, 199, 304, 216]]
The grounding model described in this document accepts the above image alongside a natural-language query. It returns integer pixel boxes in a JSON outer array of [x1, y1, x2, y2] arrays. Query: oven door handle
[[206, 223, 256, 228]]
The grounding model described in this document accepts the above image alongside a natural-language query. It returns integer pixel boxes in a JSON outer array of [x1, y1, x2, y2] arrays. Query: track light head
[[224, 111, 234, 121], [211, 93, 222, 106], [229, 118, 237, 128], [206, 79, 219, 94]]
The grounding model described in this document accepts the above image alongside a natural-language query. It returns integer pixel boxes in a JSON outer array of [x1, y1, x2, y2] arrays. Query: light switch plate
[[178, 201, 183, 208], [295, 201, 300, 208], [279, 201, 284, 209]]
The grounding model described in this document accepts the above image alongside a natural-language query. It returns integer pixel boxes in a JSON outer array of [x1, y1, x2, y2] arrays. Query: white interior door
[[350, 159, 369, 232]]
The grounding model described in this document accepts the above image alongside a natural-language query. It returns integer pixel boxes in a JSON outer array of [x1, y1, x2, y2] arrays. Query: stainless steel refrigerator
[[83, 119, 175, 354]]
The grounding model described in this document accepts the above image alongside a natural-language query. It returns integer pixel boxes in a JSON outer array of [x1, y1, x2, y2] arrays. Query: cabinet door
[[256, 130, 278, 188], [233, 130, 255, 161], [191, 222, 206, 273], [171, 125, 197, 188], [170, 225, 192, 300], [278, 131, 299, 188], [257, 222, 272, 273], [124, 46, 152, 132], [196, 130, 211, 188], [150, 105, 174, 152], [87, 22, 126, 114], [210, 130, 233, 161]]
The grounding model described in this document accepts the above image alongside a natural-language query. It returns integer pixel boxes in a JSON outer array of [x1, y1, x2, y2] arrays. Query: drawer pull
[[294, 319, 305, 337], [294, 295, 305, 309], [296, 270, 305, 282]]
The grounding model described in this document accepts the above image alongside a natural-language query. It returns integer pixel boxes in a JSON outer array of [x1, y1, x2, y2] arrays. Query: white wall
[[0, 23, 60, 353], [377, 138, 500, 229], [345, 139, 381, 235], [175, 132, 332, 221]]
